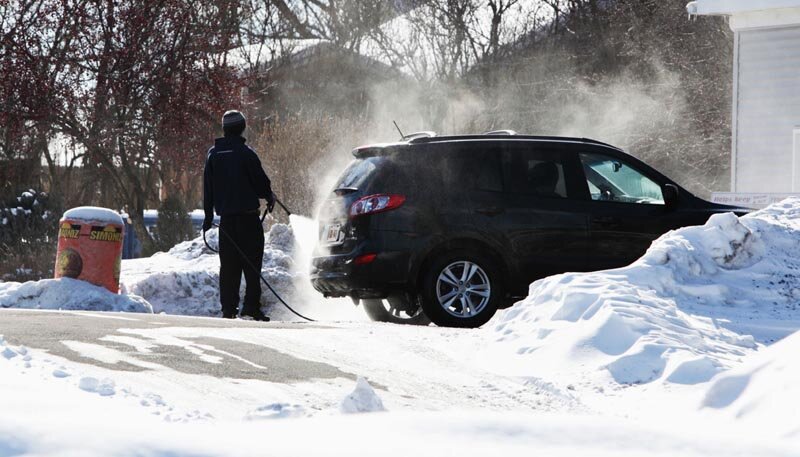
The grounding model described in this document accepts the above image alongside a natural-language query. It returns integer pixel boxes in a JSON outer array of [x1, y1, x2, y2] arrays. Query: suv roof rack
[[483, 129, 517, 136], [402, 131, 437, 141], [407, 134, 620, 149]]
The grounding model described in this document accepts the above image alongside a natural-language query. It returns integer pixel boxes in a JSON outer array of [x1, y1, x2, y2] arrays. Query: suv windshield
[[335, 157, 384, 191]]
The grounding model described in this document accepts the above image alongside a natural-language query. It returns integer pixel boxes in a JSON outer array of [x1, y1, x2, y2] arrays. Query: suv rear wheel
[[362, 295, 430, 325], [419, 250, 502, 328]]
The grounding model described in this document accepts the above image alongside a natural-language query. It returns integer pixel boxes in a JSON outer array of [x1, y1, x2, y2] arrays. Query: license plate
[[322, 223, 343, 245]]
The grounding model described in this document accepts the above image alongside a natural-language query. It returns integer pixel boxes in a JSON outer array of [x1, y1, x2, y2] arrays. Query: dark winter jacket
[[203, 136, 272, 221]]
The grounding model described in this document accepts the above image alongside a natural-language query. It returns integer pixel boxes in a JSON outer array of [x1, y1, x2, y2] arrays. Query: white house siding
[[736, 25, 800, 192]]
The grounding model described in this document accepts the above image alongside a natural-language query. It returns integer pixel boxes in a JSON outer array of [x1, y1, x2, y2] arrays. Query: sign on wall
[[710, 192, 800, 209]]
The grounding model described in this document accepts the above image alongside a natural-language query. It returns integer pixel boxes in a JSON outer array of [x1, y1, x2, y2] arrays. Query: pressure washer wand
[[273, 196, 292, 216]]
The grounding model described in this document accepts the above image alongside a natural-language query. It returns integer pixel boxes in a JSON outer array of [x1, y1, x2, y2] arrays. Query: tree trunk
[[130, 194, 157, 255]]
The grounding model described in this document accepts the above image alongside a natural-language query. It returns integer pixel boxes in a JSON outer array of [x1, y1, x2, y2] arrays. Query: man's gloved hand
[[267, 192, 276, 213], [202, 218, 213, 232]]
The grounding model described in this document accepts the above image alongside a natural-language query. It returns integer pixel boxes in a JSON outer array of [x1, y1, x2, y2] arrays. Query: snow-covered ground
[[701, 329, 800, 439], [2, 318, 799, 456], [4, 199, 800, 455]]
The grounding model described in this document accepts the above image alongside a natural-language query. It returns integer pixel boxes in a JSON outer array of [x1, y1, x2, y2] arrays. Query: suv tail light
[[350, 194, 406, 218], [353, 253, 378, 265]]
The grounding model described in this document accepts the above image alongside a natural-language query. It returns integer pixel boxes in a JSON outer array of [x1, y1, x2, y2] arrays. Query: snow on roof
[[687, 0, 800, 16], [62, 206, 123, 225]]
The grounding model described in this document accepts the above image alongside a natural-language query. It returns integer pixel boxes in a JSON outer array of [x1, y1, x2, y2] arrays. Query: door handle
[[591, 216, 621, 225], [476, 207, 505, 216]]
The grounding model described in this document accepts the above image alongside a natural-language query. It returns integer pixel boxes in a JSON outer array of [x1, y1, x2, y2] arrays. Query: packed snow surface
[[0, 278, 151, 313], [2, 325, 799, 456], [488, 199, 800, 386]]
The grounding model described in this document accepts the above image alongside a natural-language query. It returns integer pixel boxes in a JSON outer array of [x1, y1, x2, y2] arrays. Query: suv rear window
[[334, 157, 384, 191]]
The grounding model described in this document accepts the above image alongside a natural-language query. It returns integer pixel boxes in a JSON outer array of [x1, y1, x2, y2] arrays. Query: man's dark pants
[[218, 212, 264, 315]]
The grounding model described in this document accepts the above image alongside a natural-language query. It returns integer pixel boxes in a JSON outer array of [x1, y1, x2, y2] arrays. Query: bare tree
[[238, 0, 394, 52], [487, 0, 520, 56], [4, 0, 244, 251]]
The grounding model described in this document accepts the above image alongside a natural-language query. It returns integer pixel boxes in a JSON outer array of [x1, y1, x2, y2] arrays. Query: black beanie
[[222, 110, 246, 136]]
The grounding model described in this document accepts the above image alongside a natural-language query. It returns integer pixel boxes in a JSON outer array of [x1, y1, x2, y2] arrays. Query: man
[[203, 110, 275, 321]]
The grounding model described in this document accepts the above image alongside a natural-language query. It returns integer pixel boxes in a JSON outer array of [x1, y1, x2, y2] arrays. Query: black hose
[[202, 209, 315, 322]]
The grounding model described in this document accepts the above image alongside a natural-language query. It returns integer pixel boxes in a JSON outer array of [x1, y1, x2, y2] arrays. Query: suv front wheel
[[419, 250, 502, 328]]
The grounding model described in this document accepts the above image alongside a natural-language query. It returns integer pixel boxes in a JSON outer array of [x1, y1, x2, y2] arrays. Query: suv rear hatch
[[317, 156, 387, 255]]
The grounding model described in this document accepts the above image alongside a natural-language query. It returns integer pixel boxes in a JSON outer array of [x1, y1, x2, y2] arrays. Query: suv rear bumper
[[310, 249, 411, 299]]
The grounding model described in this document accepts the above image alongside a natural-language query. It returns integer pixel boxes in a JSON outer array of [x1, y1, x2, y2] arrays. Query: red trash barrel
[[54, 207, 125, 293]]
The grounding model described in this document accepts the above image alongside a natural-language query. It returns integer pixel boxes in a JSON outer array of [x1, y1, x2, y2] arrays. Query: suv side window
[[579, 152, 664, 205], [474, 154, 503, 192], [503, 146, 568, 198], [445, 146, 504, 192]]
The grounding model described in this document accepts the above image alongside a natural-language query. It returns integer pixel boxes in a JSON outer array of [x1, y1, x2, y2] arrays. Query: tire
[[419, 249, 503, 328], [362, 295, 431, 326]]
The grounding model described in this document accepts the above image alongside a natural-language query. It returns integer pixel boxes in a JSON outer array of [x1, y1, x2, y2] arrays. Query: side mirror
[[663, 184, 679, 209]]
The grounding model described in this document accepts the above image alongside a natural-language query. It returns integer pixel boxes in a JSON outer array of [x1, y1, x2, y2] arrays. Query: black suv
[[311, 133, 746, 328]]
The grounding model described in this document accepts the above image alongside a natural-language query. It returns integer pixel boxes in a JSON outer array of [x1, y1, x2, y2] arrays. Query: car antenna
[[393, 120, 405, 140]]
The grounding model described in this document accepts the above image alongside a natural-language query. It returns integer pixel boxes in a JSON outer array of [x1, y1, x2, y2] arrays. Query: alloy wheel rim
[[435, 261, 491, 318]]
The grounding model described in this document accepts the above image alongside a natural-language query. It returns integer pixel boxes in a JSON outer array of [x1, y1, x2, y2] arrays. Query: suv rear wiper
[[334, 187, 358, 196]]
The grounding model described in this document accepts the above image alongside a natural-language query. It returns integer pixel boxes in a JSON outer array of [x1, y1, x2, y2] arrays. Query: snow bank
[[489, 198, 800, 386], [0, 278, 152, 313], [701, 329, 800, 438], [121, 224, 297, 317]]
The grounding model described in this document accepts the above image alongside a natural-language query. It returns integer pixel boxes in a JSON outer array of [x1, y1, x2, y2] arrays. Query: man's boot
[[241, 306, 270, 322]]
